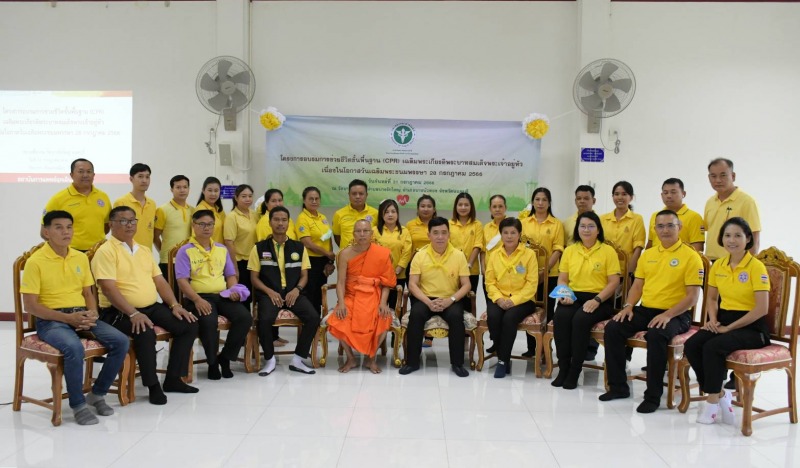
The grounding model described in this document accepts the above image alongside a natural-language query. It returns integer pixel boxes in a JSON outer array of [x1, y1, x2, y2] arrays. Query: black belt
[[54, 307, 86, 314]]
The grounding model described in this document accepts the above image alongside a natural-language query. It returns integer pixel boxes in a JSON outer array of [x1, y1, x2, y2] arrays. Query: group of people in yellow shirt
[[31, 156, 768, 427]]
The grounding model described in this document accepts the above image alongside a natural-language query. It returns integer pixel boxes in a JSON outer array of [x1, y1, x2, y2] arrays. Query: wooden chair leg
[[735, 370, 758, 437], [542, 331, 554, 378], [677, 357, 692, 413], [788, 367, 798, 424], [13, 354, 25, 411], [533, 333, 543, 378], [468, 331, 476, 369], [401, 328, 408, 366], [475, 327, 486, 371], [666, 355, 678, 409], [117, 353, 130, 406], [392, 328, 402, 368], [314, 326, 327, 368], [127, 348, 137, 402], [47, 362, 63, 427]]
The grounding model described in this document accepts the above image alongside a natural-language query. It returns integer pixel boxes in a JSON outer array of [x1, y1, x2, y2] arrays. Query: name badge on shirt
[[516, 264, 526, 274], [291, 252, 300, 261], [262, 252, 272, 259]]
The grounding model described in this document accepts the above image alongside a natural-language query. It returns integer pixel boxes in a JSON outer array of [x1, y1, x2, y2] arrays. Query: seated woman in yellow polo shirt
[[552, 211, 620, 389], [684, 217, 770, 425], [256, 189, 297, 242], [449, 192, 483, 308], [373, 199, 412, 309], [600, 181, 645, 275], [196, 177, 226, 245], [485, 218, 538, 378], [223, 184, 259, 308]]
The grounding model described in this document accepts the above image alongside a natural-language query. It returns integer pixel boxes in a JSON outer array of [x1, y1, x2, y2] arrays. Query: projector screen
[[0, 90, 132, 183]]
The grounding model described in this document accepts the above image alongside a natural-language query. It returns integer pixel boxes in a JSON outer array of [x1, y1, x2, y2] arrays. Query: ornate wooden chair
[[13, 243, 131, 426], [474, 240, 549, 376], [541, 240, 630, 381], [678, 247, 799, 436], [398, 291, 478, 369], [317, 284, 404, 367]]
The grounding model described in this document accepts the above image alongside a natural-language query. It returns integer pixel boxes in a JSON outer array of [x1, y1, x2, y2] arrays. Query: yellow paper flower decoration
[[522, 113, 550, 139], [259, 107, 285, 131]]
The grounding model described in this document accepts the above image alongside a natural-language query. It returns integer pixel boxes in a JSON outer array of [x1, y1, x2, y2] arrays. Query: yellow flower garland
[[522, 113, 550, 140], [259, 107, 285, 131]]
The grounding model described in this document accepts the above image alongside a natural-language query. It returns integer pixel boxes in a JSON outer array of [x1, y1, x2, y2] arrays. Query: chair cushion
[[218, 315, 230, 325], [153, 326, 171, 338], [401, 312, 477, 331], [591, 320, 611, 332], [21, 334, 105, 355], [727, 344, 792, 365], [628, 326, 699, 347], [274, 309, 301, 324]]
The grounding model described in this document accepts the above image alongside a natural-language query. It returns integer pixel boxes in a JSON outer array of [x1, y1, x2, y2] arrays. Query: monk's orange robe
[[328, 244, 397, 356]]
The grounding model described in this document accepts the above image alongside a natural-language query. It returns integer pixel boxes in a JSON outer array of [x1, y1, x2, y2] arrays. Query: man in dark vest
[[248, 206, 319, 376]]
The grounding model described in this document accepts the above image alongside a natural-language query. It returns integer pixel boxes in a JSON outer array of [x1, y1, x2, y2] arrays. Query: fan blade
[[599, 62, 618, 82], [581, 94, 603, 111], [229, 89, 248, 110], [604, 94, 621, 113], [216, 59, 232, 81], [200, 73, 219, 92], [578, 71, 596, 92], [611, 78, 632, 93], [208, 93, 230, 112], [230, 71, 250, 85]]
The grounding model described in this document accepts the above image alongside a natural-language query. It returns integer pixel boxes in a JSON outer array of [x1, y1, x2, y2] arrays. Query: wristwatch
[[622, 303, 632, 309], [450, 296, 457, 303], [296, 285, 304, 292], [593, 296, 603, 304]]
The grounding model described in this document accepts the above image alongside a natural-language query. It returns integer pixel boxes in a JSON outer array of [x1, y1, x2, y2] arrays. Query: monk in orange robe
[[328, 220, 397, 373]]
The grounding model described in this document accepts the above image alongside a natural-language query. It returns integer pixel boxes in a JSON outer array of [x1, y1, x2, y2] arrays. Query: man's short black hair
[[129, 163, 151, 177], [43, 210, 73, 226]]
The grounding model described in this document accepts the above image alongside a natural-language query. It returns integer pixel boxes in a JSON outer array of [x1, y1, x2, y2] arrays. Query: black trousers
[[486, 300, 536, 362], [159, 263, 181, 299], [185, 293, 253, 366], [388, 278, 407, 312], [460, 274, 480, 312], [256, 293, 320, 360], [306, 256, 330, 315], [236, 260, 253, 309], [406, 297, 465, 367], [604, 306, 690, 401], [100, 302, 199, 386], [684, 309, 769, 394], [553, 291, 614, 371], [529, 276, 559, 352]]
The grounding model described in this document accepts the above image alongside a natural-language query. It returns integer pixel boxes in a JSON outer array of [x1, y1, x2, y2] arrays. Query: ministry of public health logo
[[391, 123, 415, 146]]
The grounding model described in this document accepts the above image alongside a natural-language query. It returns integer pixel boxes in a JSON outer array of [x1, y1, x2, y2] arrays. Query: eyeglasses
[[578, 224, 597, 231], [655, 223, 679, 230], [112, 219, 138, 226], [194, 222, 215, 229]]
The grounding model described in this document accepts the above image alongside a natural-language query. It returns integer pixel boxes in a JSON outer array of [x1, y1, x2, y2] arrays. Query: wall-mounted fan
[[573, 58, 635, 133], [196, 56, 255, 131]]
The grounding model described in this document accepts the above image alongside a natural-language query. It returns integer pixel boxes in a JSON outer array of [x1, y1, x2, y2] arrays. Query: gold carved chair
[[398, 291, 478, 369], [678, 247, 799, 436], [13, 243, 131, 426], [317, 284, 404, 367], [474, 240, 549, 376]]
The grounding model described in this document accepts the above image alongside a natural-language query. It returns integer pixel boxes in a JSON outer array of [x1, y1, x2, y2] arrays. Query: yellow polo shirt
[[223, 207, 260, 261], [485, 243, 538, 305], [709, 252, 770, 311], [562, 211, 580, 246], [91, 237, 161, 308], [648, 204, 705, 249], [372, 225, 413, 279], [601, 209, 646, 256], [409, 243, 470, 298], [44, 184, 111, 251], [256, 216, 297, 242], [521, 214, 565, 277], [449, 219, 483, 275], [332, 204, 379, 247], [154, 200, 194, 264], [704, 188, 761, 260], [559, 241, 620, 293], [636, 240, 704, 310], [20, 243, 94, 309], [113, 193, 157, 250], [482, 219, 503, 257], [296, 209, 333, 257], [406, 217, 431, 253], [247, 242, 311, 289], [196, 200, 226, 244]]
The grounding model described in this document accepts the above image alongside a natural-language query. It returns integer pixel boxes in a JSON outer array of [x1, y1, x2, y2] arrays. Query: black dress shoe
[[599, 390, 630, 402], [452, 365, 469, 377], [163, 378, 199, 394], [399, 365, 419, 375], [208, 364, 221, 380], [636, 400, 660, 413], [218, 354, 234, 378], [551, 369, 568, 387], [493, 362, 507, 379], [289, 365, 316, 375]]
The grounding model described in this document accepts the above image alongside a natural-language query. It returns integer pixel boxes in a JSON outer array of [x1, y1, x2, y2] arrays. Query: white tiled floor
[[1, 322, 799, 468]]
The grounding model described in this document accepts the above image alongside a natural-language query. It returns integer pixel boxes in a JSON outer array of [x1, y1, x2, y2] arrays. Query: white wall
[[1, 0, 799, 313]]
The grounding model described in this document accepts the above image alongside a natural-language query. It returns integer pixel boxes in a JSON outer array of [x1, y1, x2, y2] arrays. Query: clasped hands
[[67, 309, 98, 331], [427, 297, 454, 312]]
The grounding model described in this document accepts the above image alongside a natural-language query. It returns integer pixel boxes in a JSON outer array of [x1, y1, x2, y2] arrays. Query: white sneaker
[[696, 402, 720, 425], [719, 390, 737, 425]]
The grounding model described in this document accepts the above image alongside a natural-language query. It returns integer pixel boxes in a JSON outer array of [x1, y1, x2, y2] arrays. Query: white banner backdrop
[[265, 115, 540, 211]]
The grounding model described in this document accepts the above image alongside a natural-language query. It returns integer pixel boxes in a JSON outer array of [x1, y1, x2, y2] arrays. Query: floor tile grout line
[[335, 354, 366, 468]]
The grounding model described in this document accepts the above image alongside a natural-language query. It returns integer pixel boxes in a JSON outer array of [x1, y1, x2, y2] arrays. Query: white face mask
[[320, 229, 333, 241]]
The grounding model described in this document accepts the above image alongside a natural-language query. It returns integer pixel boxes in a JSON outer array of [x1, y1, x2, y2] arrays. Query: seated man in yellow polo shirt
[[248, 206, 320, 376], [93, 206, 199, 405], [176, 210, 253, 380], [400, 217, 472, 377], [44, 158, 111, 252], [21, 210, 129, 425], [601, 209, 704, 413], [332, 179, 378, 248], [114, 163, 158, 251]]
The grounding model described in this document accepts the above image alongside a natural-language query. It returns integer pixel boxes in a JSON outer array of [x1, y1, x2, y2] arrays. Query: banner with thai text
[[265, 116, 540, 211]]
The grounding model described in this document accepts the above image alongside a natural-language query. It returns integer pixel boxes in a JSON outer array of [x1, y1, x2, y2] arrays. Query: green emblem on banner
[[392, 123, 415, 146]]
